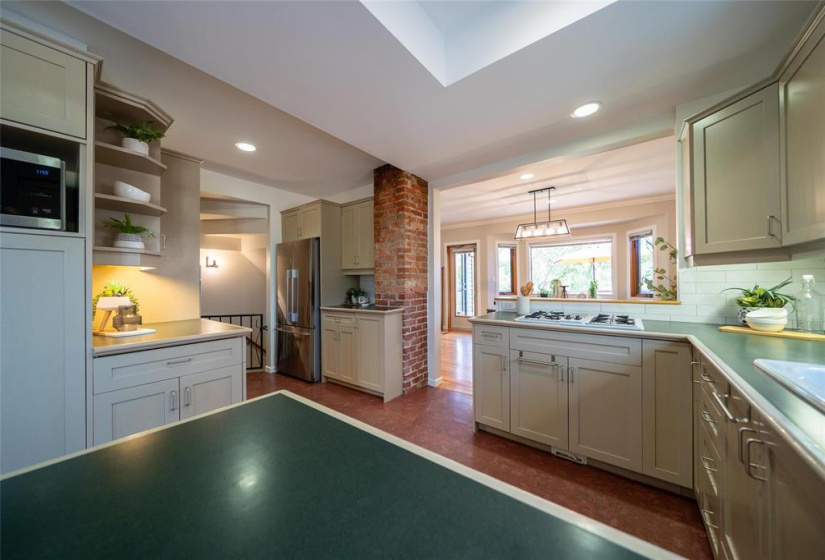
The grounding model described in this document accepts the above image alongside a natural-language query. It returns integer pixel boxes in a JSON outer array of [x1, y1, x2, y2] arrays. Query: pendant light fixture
[[514, 186, 571, 239]]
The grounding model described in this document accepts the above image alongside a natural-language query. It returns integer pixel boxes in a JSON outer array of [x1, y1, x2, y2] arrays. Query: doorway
[[447, 243, 477, 331]]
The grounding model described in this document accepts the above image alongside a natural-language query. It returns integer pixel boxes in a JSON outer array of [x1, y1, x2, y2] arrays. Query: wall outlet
[[498, 300, 517, 311]]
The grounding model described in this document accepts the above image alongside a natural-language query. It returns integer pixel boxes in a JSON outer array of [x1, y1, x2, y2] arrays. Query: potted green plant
[[104, 213, 155, 250], [723, 277, 797, 325], [641, 237, 678, 301], [106, 121, 165, 155], [539, 288, 550, 298], [346, 287, 367, 305], [588, 280, 598, 299], [92, 281, 140, 318]]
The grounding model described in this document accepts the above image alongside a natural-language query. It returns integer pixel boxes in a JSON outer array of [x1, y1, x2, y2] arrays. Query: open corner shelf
[[93, 246, 162, 268], [95, 141, 167, 176], [95, 82, 174, 131], [95, 193, 166, 217]]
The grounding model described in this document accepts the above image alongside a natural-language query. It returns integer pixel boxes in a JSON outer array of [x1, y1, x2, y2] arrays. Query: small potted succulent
[[539, 288, 550, 298], [723, 277, 797, 325], [104, 213, 155, 250], [588, 280, 599, 299], [106, 121, 165, 155]]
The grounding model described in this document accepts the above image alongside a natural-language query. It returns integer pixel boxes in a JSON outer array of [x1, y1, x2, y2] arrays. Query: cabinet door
[[1, 234, 85, 474], [642, 340, 693, 487], [692, 84, 781, 254], [93, 379, 180, 445], [338, 325, 358, 384], [510, 351, 568, 448], [779, 17, 825, 246], [355, 315, 383, 392], [473, 345, 510, 431], [341, 204, 358, 269], [0, 30, 87, 138], [179, 366, 243, 420], [569, 358, 642, 472], [321, 323, 340, 380], [300, 204, 322, 239], [282, 211, 299, 242], [357, 200, 375, 269], [761, 417, 825, 559]]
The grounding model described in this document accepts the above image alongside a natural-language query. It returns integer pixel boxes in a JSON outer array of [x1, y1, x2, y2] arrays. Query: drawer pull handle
[[170, 390, 178, 411], [700, 456, 718, 473], [701, 410, 716, 424], [712, 391, 749, 424], [701, 509, 719, 530], [744, 438, 769, 482], [166, 357, 193, 367], [184, 387, 191, 407], [482, 333, 501, 339], [516, 357, 557, 369], [738, 427, 757, 462]]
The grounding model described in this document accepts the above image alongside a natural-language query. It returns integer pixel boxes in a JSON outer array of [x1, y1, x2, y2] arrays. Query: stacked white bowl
[[745, 308, 788, 332], [114, 180, 151, 203]]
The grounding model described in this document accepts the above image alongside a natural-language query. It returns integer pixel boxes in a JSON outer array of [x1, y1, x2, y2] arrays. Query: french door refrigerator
[[276, 238, 321, 382]]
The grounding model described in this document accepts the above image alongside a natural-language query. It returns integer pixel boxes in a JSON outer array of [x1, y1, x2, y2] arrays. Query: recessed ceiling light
[[520, 173, 534, 180], [571, 101, 602, 118], [235, 142, 257, 152]]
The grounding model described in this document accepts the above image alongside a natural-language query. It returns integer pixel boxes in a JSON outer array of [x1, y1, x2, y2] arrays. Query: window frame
[[627, 226, 656, 299], [527, 234, 617, 298], [496, 243, 518, 296]]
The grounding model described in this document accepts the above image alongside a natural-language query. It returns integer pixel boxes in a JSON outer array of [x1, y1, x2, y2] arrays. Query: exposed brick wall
[[373, 164, 429, 391]]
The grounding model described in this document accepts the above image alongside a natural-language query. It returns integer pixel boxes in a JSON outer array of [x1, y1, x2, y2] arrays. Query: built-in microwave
[[1, 147, 66, 231]]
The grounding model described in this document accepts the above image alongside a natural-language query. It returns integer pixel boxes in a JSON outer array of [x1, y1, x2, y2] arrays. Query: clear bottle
[[795, 275, 823, 333]]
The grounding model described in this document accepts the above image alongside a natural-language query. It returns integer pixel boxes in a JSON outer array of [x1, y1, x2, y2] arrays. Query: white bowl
[[114, 181, 150, 203], [746, 308, 788, 319], [746, 316, 788, 333]]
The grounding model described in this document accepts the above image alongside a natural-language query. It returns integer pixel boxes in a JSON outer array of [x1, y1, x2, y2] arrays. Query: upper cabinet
[[341, 198, 374, 271], [690, 84, 781, 255], [778, 10, 825, 247], [683, 5, 825, 262], [0, 27, 89, 139], [281, 201, 327, 242]]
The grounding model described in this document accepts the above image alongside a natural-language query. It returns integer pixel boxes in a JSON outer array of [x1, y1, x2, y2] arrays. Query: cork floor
[[248, 371, 711, 559]]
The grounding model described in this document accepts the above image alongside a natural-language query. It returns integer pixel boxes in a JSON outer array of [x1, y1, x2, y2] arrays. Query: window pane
[[529, 241, 612, 294], [498, 246, 514, 294], [454, 251, 475, 316], [636, 234, 654, 295]]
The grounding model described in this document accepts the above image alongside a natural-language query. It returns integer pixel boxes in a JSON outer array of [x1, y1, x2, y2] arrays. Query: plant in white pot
[[723, 277, 797, 326], [106, 121, 165, 155], [104, 213, 155, 250]]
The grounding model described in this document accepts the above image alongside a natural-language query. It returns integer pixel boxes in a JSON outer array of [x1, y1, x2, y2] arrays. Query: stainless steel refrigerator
[[276, 238, 321, 382]]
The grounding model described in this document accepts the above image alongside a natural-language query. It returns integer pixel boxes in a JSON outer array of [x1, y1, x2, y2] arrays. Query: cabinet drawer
[[699, 385, 725, 443], [697, 419, 722, 499], [473, 324, 509, 348], [695, 357, 730, 395], [322, 313, 357, 327], [94, 337, 244, 394], [510, 328, 641, 365]]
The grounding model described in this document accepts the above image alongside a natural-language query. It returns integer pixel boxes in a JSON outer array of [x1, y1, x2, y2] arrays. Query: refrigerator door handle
[[293, 269, 299, 323], [285, 268, 291, 321]]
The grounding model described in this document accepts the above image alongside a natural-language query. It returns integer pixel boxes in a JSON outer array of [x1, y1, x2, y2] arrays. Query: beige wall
[[200, 247, 266, 317], [441, 198, 676, 327]]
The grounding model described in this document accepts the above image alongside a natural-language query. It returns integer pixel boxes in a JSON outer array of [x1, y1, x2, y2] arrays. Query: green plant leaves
[[106, 121, 165, 143], [103, 213, 155, 237]]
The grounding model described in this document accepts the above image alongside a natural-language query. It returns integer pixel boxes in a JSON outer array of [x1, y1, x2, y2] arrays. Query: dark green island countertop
[[0, 392, 673, 559], [470, 312, 825, 479]]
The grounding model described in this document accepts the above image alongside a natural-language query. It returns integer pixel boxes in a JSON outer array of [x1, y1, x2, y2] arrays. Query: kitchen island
[[470, 312, 825, 558]]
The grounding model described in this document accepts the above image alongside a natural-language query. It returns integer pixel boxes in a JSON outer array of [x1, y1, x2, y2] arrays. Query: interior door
[[569, 358, 642, 472], [92, 379, 180, 445], [510, 351, 569, 448], [448, 244, 477, 331], [179, 366, 242, 420]]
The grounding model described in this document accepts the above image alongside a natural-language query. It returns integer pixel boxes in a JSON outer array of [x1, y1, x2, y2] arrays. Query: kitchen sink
[[754, 359, 825, 414]]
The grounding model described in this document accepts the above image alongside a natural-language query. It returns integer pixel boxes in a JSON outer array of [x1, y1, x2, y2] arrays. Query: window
[[497, 245, 517, 295], [529, 240, 613, 296], [630, 232, 654, 298], [453, 247, 475, 317]]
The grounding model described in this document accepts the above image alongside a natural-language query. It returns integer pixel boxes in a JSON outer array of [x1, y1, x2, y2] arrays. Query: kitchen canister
[[517, 295, 531, 314]]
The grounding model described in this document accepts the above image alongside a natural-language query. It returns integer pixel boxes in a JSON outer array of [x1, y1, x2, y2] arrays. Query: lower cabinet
[[320, 311, 402, 402], [92, 337, 246, 445], [510, 351, 568, 447], [472, 344, 510, 432], [569, 358, 643, 472]]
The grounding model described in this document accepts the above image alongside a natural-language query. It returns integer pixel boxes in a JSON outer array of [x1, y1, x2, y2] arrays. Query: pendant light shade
[[514, 187, 570, 240]]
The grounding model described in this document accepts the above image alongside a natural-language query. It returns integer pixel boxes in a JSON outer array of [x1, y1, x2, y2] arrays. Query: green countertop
[[0, 393, 669, 559], [471, 313, 825, 475]]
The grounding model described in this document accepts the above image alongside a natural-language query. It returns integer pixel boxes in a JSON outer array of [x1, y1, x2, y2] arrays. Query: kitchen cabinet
[[281, 201, 323, 242], [690, 84, 782, 255], [179, 366, 243, 420], [320, 310, 402, 402], [778, 12, 825, 246], [92, 336, 246, 445], [341, 198, 375, 270], [282, 210, 300, 243], [568, 358, 642, 472], [0, 28, 87, 138], [509, 350, 568, 447], [0, 233, 86, 474], [642, 340, 693, 487], [473, 344, 510, 432], [93, 378, 180, 445]]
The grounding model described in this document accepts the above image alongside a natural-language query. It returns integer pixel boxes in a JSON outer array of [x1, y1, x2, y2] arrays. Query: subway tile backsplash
[[516, 255, 825, 326]]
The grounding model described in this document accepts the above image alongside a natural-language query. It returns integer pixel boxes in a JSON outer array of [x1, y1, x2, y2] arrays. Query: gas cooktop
[[514, 311, 644, 331]]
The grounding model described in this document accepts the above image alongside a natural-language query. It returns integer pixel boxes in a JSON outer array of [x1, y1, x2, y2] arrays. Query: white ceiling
[[64, 0, 815, 191], [440, 136, 676, 225]]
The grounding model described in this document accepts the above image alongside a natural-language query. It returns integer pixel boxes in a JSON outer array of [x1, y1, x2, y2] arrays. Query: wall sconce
[[205, 256, 219, 268]]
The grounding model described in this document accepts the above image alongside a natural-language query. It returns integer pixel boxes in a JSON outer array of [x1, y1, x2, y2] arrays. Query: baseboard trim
[[429, 376, 444, 387], [264, 366, 276, 374]]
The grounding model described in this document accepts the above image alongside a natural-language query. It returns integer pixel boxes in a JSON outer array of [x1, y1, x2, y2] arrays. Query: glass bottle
[[795, 275, 823, 333]]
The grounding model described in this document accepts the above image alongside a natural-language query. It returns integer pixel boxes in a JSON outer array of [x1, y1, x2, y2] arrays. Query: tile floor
[[247, 371, 711, 559]]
